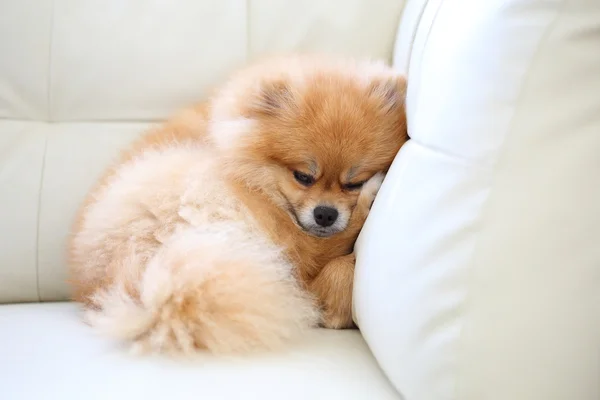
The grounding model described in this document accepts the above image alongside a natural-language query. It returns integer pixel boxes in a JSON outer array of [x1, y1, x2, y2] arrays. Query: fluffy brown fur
[[68, 54, 408, 355]]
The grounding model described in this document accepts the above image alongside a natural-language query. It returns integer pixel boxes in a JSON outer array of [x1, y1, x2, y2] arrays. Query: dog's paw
[[358, 172, 385, 210], [311, 253, 357, 330]]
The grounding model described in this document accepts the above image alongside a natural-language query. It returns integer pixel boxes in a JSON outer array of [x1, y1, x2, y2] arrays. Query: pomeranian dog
[[68, 55, 408, 355]]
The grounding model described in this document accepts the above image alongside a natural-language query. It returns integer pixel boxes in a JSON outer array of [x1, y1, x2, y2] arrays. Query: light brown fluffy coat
[[68, 55, 408, 355]]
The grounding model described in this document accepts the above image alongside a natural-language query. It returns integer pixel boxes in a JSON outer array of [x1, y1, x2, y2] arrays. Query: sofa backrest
[[0, 0, 406, 303], [355, 0, 600, 399]]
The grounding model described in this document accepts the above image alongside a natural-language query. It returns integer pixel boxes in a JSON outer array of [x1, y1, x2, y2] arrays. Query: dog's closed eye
[[293, 171, 315, 186], [342, 181, 365, 191]]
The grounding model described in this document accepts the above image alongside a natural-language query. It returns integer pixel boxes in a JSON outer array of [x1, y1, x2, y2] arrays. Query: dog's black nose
[[314, 206, 338, 227]]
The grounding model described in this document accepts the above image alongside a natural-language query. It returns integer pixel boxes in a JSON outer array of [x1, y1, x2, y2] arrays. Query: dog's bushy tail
[[85, 225, 320, 355]]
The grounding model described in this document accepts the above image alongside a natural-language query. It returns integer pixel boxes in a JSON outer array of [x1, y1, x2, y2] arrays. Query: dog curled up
[[68, 55, 408, 355]]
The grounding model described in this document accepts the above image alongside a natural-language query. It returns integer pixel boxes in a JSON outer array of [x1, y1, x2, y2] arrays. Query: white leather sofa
[[1, 1, 598, 400]]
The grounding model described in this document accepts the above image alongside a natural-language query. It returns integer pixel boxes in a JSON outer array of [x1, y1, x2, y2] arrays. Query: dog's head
[[210, 56, 408, 238]]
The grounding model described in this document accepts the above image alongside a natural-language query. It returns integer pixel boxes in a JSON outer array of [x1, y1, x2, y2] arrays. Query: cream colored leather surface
[[0, 2, 53, 120], [0, 0, 406, 302], [248, 0, 403, 61], [355, 0, 600, 399], [0, 121, 47, 302], [0, 302, 401, 400], [0, 0, 405, 122]]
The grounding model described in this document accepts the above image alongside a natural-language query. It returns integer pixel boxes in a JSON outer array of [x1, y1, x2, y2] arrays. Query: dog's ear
[[367, 74, 407, 115], [249, 79, 295, 117]]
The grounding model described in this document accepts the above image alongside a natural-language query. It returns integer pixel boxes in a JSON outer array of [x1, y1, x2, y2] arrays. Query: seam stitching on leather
[[35, 131, 49, 302], [402, 0, 434, 78], [34, 0, 56, 302], [407, 0, 444, 80]]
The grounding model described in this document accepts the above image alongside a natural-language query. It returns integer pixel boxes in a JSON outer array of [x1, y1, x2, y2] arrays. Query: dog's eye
[[342, 181, 365, 191], [293, 171, 315, 186]]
